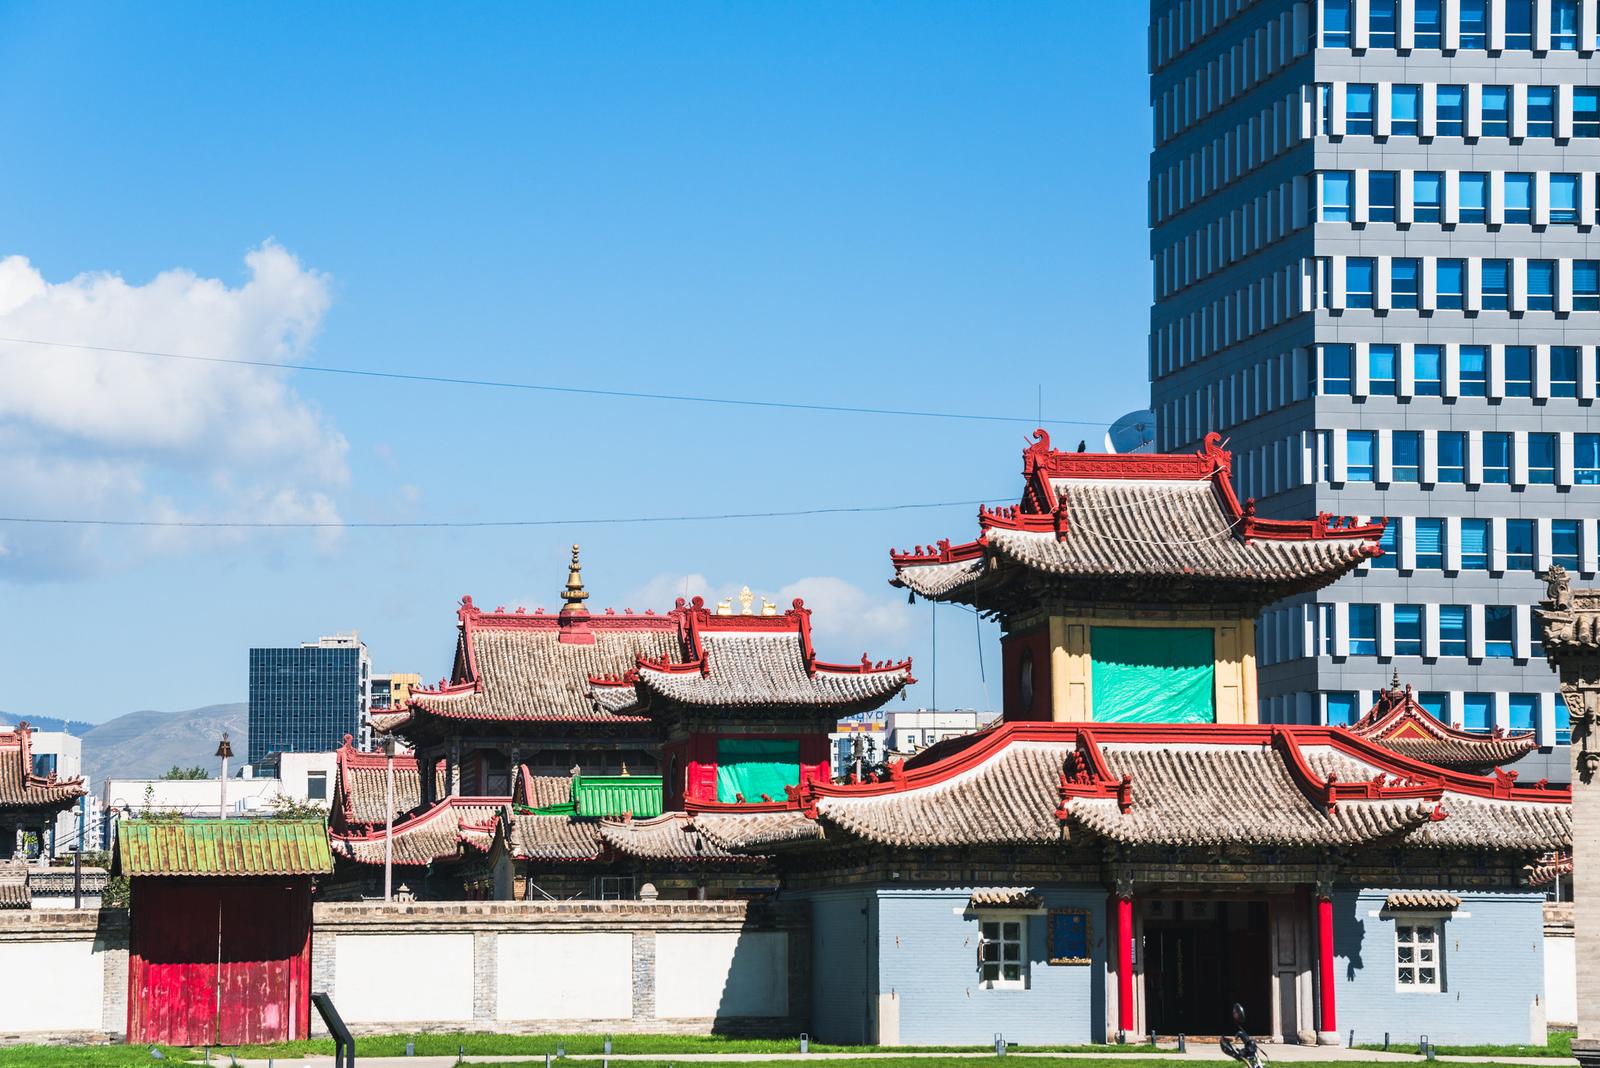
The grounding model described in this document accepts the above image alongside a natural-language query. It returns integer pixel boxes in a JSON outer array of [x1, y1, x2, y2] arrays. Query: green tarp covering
[[716, 738, 800, 803], [1090, 626, 1215, 723]]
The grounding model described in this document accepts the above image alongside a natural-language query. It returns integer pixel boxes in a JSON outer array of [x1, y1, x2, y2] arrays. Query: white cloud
[[0, 242, 347, 580]]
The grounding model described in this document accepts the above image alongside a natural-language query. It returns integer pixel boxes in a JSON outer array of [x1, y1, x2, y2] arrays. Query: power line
[[0, 496, 1009, 530], [0, 335, 1110, 428]]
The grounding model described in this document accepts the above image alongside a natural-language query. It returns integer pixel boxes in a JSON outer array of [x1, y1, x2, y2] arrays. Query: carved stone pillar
[[1536, 567, 1599, 1067]]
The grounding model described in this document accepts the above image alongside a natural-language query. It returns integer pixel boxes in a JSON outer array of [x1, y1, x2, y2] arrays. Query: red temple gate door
[[128, 879, 313, 1046]]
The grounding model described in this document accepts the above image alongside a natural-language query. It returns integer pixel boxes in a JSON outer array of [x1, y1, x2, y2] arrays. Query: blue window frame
[[1322, 172, 1353, 222], [1506, 347, 1534, 396], [1506, 0, 1534, 48], [1528, 88, 1555, 138], [1509, 693, 1538, 732], [1369, 345, 1397, 394], [1529, 433, 1557, 484], [1416, 519, 1444, 568], [1551, 175, 1580, 224], [1373, 523, 1398, 568], [1439, 606, 1468, 656], [1460, 0, 1487, 48], [1463, 692, 1493, 732], [1368, 171, 1398, 221], [1484, 606, 1516, 658], [1347, 430, 1376, 481], [1346, 84, 1376, 134], [1437, 259, 1466, 309], [1414, 346, 1442, 396], [1460, 519, 1490, 570], [1482, 86, 1511, 137], [1553, 0, 1579, 48], [1413, 172, 1442, 222], [1392, 259, 1420, 308], [1483, 432, 1512, 483], [1553, 520, 1581, 570], [1326, 691, 1360, 726], [1576, 434, 1600, 485], [1391, 85, 1420, 135], [1370, 0, 1398, 46], [1458, 173, 1487, 223], [1323, 0, 1352, 46], [1528, 262, 1555, 311], [1482, 260, 1510, 310], [1414, 0, 1442, 47], [1349, 604, 1378, 655], [1438, 432, 1465, 483], [1322, 344, 1353, 394], [1459, 345, 1486, 395], [1393, 431, 1421, 482], [1505, 174, 1533, 224], [1552, 347, 1580, 397], [1506, 519, 1536, 570], [1347, 258, 1375, 308], [1394, 604, 1423, 656], [1577, 89, 1600, 138], [1576, 261, 1599, 311], [1418, 692, 1448, 719]]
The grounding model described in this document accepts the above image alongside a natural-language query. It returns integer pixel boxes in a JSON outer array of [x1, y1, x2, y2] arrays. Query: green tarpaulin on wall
[[716, 738, 800, 803], [1090, 626, 1215, 723]]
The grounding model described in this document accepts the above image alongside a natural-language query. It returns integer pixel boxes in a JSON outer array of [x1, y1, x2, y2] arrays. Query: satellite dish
[[1103, 409, 1158, 454]]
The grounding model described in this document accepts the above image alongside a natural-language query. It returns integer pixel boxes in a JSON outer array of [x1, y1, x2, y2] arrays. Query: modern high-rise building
[[1147, 0, 1597, 779], [247, 633, 371, 770]]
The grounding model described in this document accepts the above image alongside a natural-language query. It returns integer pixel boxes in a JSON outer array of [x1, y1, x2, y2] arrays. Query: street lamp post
[[215, 733, 233, 820], [384, 735, 397, 902]]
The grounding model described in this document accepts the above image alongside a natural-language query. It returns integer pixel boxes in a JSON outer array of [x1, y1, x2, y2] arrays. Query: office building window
[[1391, 85, 1420, 135], [1324, 0, 1352, 46], [1436, 85, 1465, 135], [1319, 84, 1335, 135], [1506, 0, 1535, 48], [1459, 345, 1487, 395], [1505, 174, 1533, 224], [1551, 175, 1580, 224], [1347, 430, 1376, 481], [306, 771, 328, 801], [1528, 88, 1555, 138], [1553, 520, 1581, 570], [1528, 262, 1556, 311], [1577, 89, 1600, 138], [1413, 172, 1442, 222], [1509, 694, 1538, 732], [1482, 87, 1511, 137], [1576, 262, 1600, 311], [1414, 346, 1442, 396], [1529, 433, 1557, 484], [1322, 171, 1353, 221], [1506, 347, 1534, 396], [1418, 692, 1448, 719], [1374, 523, 1399, 568], [1482, 260, 1510, 310], [1327, 691, 1360, 726], [1576, 434, 1600, 485], [1460, 0, 1488, 47], [1414, 0, 1442, 46], [1438, 432, 1466, 482], [1436, 259, 1465, 309], [1458, 173, 1487, 223], [1439, 606, 1468, 656], [1416, 519, 1444, 568], [1464, 692, 1494, 731], [1392, 259, 1420, 308], [1394, 604, 1423, 655], [1369, 345, 1398, 394], [1369, 171, 1398, 220], [1349, 603, 1379, 655], [1483, 433, 1512, 483], [1370, 0, 1398, 46], [1553, 0, 1579, 48], [1507, 519, 1537, 569], [1323, 344, 1353, 394], [1396, 920, 1443, 992], [1552, 348, 1580, 397], [1346, 84, 1376, 134], [1460, 519, 1490, 570], [1484, 605, 1516, 657], [1347, 258, 1376, 308], [1393, 431, 1421, 481]]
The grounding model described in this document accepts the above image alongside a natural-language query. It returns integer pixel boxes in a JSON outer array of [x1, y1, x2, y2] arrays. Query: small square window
[[1396, 920, 1443, 993], [980, 917, 1029, 989]]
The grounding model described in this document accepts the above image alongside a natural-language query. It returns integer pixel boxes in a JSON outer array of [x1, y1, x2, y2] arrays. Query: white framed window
[[979, 916, 1029, 989], [1395, 919, 1443, 992]]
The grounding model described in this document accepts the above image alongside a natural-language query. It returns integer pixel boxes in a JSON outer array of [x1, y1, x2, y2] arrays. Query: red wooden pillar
[[1315, 889, 1338, 1043], [1115, 890, 1135, 1039]]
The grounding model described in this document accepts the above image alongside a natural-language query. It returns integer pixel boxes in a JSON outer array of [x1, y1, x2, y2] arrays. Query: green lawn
[[0, 1047, 192, 1068], [1357, 1030, 1573, 1058]]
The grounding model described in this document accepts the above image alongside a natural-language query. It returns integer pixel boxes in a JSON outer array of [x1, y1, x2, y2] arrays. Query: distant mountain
[[77, 704, 249, 787], [0, 712, 97, 736]]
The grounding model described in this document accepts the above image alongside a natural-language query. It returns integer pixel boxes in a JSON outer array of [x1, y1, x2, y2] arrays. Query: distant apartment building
[[101, 751, 336, 846], [371, 672, 422, 710], [248, 633, 371, 770], [1147, 0, 1597, 777], [22, 730, 96, 855], [828, 709, 998, 778]]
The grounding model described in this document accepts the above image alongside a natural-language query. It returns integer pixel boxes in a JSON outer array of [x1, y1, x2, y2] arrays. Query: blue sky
[[0, 3, 1153, 722]]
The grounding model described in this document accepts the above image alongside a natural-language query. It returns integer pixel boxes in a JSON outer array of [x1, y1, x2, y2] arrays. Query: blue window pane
[[1390, 85, 1419, 134], [1322, 344, 1353, 394], [1506, 347, 1534, 396], [1460, 519, 1490, 569], [1418, 692, 1447, 720], [1506, 0, 1534, 48], [1436, 86, 1465, 134], [1346, 85, 1376, 134], [1416, 519, 1444, 568], [1347, 431, 1376, 482], [1463, 692, 1493, 732], [1347, 258, 1375, 308], [1509, 694, 1538, 732], [1484, 605, 1516, 658], [1529, 433, 1557, 484], [1368, 171, 1398, 221], [1373, 523, 1398, 569], [1507, 519, 1536, 570], [1553, 0, 1579, 48], [1482, 86, 1511, 137], [1576, 434, 1600, 486], [1392, 431, 1420, 482], [1504, 174, 1532, 223], [1577, 89, 1600, 138], [1437, 259, 1466, 309], [1414, 0, 1442, 47], [1460, 0, 1487, 48], [1458, 174, 1486, 223], [1391, 259, 1419, 309], [1528, 88, 1555, 137], [1458, 345, 1486, 395], [1327, 691, 1360, 726], [1552, 348, 1580, 397], [1483, 433, 1512, 483], [1551, 175, 1579, 224], [1437, 432, 1465, 483], [1439, 606, 1468, 655], [1413, 172, 1442, 222], [1574, 262, 1599, 311], [1369, 345, 1397, 394], [1482, 260, 1510, 310], [1394, 604, 1423, 655], [1349, 603, 1378, 655], [1324, 0, 1352, 46], [1413, 346, 1441, 395], [1370, 0, 1397, 46], [1322, 171, 1353, 221], [1553, 520, 1581, 570], [1528, 262, 1555, 311]]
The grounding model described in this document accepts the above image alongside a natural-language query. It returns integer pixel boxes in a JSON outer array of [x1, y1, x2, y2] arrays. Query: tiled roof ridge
[[1348, 681, 1540, 751], [0, 724, 87, 808]]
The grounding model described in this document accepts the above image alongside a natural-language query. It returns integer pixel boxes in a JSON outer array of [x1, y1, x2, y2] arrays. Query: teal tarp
[[716, 738, 800, 803], [1090, 626, 1214, 723]]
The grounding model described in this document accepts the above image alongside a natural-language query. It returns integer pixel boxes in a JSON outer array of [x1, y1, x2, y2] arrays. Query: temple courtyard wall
[[0, 909, 127, 1044]]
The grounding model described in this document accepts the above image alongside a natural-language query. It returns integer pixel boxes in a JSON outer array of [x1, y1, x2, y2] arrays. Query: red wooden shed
[[113, 819, 333, 1047]]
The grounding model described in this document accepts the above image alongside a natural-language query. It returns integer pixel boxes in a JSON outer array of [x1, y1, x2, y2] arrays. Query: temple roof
[[1345, 682, 1538, 773], [0, 726, 86, 813], [597, 813, 762, 864], [332, 736, 438, 831], [505, 814, 605, 862], [330, 797, 502, 867], [686, 722, 1571, 856], [1526, 851, 1573, 887], [890, 432, 1384, 611]]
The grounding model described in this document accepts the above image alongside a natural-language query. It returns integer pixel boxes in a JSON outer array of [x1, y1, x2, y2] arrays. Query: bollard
[[800, 1033, 810, 1054], [1349, 1030, 1354, 1049], [546, 1056, 552, 1068], [605, 1036, 613, 1056], [458, 1044, 466, 1066], [1150, 1033, 1158, 1048], [1384, 1033, 1390, 1052], [406, 1041, 416, 1057], [994, 1033, 1007, 1056], [150, 1051, 167, 1062], [557, 1044, 566, 1059], [1177, 1035, 1187, 1054], [204, 1050, 211, 1065]]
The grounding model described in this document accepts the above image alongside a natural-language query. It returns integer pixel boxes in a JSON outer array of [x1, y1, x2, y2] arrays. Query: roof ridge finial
[[561, 544, 589, 615]]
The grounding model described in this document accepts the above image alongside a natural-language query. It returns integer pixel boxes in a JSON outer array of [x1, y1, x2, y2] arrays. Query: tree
[[267, 794, 329, 821], [159, 766, 210, 780]]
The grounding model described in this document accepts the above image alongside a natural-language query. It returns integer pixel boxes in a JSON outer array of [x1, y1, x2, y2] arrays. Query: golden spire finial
[[561, 544, 589, 614]]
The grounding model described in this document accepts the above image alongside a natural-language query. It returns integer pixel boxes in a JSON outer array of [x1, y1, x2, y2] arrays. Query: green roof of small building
[[114, 818, 334, 877]]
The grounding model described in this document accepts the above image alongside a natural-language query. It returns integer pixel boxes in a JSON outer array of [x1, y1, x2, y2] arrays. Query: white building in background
[[100, 750, 338, 845], [829, 709, 999, 778], [23, 731, 97, 856]]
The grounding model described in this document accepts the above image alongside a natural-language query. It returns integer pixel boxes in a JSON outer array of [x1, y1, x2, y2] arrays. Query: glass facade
[[248, 641, 369, 767]]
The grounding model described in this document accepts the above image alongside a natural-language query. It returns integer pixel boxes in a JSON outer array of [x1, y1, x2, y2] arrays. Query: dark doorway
[[1142, 898, 1271, 1036]]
